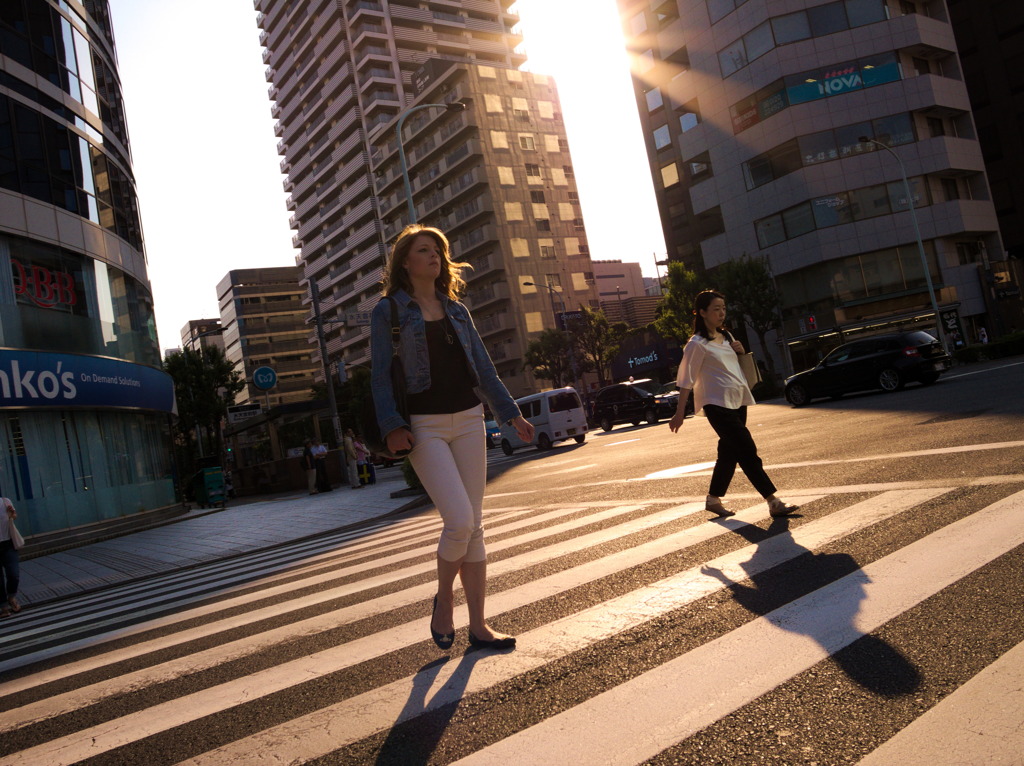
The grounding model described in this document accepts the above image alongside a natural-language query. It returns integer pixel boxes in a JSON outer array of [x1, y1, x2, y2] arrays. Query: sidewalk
[[14, 468, 429, 607]]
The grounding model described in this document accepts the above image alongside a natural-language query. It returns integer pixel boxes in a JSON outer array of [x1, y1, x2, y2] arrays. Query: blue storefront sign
[[787, 59, 900, 105], [0, 349, 175, 412], [252, 366, 277, 390]]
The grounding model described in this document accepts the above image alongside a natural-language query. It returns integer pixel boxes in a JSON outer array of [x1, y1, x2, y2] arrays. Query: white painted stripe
[[0, 503, 587, 662], [857, 640, 1024, 766], [943, 359, 1024, 380], [0, 503, 650, 698], [168, 490, 932, 766], [644, 441, 1024, 479], [602, 438, 642, 446], [543, 463, 599, 475], [455, 488, 1024, 766]]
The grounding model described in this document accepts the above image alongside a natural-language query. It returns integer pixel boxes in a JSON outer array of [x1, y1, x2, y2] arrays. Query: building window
[[678, 99, 701, 132], [928, 117, 946, 137], [563, 164, 575, 178], [519, 134, 536, 150], [653, 124, 672, 150], [531, 190, 546, 203], [573, 217, 585, 230], [660, 162, 680, 187], [956, 241, 982, 265], [484, 93, 503, 112], [498, 166, 515, 185], [688, 152, 712, 179], [942, 178, 960, 201], [568, 191, 579, 201], [490, 130, 508, 149], [665, 46, 690, 77], [504, 202, 523, 221], [913, 57, 931, 76], [536, 219, 551, 232], [646, 87, 664, 112], [525, 163, 541, 177]]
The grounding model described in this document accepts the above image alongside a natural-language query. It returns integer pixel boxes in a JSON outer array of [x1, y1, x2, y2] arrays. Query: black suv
[[591, 379, 679, 432], [784, 331, 952, 407]]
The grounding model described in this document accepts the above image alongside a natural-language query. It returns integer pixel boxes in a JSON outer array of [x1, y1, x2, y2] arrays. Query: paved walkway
[[15, 467, 428, 607]]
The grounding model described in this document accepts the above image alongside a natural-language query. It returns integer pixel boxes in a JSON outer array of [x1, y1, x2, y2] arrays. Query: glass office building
[[0, 0, 176, 537]]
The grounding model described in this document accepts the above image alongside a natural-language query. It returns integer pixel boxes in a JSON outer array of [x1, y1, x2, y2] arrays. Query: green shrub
[[953, 332, 1024, 364], [401, 457, 422, 490]]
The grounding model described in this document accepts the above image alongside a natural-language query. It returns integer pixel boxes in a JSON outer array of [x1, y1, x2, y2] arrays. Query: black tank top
[[407, 318, 480, 415]]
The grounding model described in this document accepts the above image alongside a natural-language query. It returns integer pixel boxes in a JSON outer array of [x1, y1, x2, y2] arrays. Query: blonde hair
[[381, 224, 469, 300]]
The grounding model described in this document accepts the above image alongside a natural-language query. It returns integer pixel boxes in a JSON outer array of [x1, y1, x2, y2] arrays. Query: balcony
[[465, 280, 510, 311], [474, 312, 517, 337]]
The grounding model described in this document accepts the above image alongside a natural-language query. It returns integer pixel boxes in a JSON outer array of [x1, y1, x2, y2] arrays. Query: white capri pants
[[409, 404, 487, 562]]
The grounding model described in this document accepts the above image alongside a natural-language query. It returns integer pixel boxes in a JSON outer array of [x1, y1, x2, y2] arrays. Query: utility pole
[[309, 278, 352, 485]]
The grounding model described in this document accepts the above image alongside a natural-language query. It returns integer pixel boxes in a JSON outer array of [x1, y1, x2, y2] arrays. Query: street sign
[[226, 403, 262, 425], [252, 366, 277, 390], [345, 311, 373, 326]]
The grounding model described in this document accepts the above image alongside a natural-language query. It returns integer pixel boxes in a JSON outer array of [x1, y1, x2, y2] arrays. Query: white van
[[499, 387, 588, 454]]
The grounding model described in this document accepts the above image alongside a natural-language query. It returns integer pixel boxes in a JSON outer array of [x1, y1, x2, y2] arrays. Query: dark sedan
[[785, 331, 952, 407]]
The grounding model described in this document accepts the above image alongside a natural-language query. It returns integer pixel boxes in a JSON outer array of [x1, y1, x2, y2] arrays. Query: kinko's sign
[[0, 350, 175, 413], [10, 258, 78, 309]]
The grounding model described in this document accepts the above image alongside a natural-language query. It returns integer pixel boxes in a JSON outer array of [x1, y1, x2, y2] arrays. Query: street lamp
[[523, 280, 579, 389], [859, 135, 948, 351], [396, 101, 467, 223]]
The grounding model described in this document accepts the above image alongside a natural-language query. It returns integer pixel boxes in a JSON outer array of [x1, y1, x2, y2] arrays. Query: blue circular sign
[[252, 366, 277, 390]]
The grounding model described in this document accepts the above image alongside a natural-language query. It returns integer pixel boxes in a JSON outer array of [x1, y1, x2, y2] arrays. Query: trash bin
[[192, 457, 225, 508]]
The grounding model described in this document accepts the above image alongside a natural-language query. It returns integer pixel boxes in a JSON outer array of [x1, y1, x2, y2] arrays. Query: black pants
[[704, 405, 777, 499]]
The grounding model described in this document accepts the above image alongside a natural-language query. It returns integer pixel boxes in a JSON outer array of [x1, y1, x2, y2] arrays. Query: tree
[[715, 254, 783, 380], [164, 346, 245, 458], [524, 329, 575, 387], [565, 306, 626, 389], [654, 262, 706, 344]]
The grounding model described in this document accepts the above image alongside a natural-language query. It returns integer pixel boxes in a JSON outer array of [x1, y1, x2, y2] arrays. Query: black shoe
[[430, 595, 454, 650], [468, 630, 516, 650]]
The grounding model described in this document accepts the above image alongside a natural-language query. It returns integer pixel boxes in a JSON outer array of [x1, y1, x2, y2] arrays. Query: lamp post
[[859, 136, 948, 351], [524, 280, 579, 390], [397, 101, 466, 223], [309, 276, 354, 487]]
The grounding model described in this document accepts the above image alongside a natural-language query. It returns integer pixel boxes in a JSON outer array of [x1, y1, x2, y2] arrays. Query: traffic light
[[807, 315, 817, 331]]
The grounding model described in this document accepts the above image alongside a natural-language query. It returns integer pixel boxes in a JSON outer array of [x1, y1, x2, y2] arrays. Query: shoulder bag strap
[[387, 296, 401, 356]]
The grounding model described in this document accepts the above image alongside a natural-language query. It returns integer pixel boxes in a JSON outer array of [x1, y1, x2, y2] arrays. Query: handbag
[[9, 522, 25, 550], [725, 330, 763, 390], [360, 297, 411, 459]]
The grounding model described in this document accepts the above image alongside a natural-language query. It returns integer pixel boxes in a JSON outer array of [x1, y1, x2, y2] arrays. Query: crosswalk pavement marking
[[453, 487, 1024, 766], [856, 639, 1024, 765], [0, 503, 661, 726], [163, 489, 938, 766]]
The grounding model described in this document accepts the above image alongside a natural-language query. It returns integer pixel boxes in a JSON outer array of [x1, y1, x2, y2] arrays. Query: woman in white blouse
[[669, 290, 798, 518]]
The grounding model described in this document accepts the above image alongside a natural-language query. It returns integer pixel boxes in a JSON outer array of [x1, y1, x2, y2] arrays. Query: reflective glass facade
[[0, 0, 176, 537]]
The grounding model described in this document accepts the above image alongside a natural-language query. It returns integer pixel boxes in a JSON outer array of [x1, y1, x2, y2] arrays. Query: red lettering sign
[[10, 258, 78, 309]]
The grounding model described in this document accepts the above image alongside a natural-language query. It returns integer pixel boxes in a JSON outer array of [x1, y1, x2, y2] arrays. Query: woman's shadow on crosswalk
[[703, 517, 921, 697], [373, 649, 486, 765]]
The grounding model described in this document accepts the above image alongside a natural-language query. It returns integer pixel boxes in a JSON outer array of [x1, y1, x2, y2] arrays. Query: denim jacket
[[370, 289, 521, 438]]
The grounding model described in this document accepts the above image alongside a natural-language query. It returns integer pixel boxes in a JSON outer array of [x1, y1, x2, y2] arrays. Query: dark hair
[[693, 289, 727, 340], [381, 224, 470, 300]]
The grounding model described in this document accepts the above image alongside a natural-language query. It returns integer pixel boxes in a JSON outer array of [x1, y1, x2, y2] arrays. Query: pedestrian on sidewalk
[[343, 429, 363, 489], [370, 224, 533, 651], [0, 496, 23, 618], [353, 434, 374, 485], [312, 438, 331, 493], [668, 289, 799, 519], [301, 439, 317, 495]]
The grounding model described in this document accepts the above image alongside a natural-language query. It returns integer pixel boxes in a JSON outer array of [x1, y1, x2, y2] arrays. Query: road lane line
[[857, 639, 1024, 765], [456, 488, 1024, 766], [162, 490, 936, 766]]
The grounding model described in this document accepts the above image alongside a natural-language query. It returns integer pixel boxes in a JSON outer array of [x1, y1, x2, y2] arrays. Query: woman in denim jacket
[[371, 225, 533, 651]]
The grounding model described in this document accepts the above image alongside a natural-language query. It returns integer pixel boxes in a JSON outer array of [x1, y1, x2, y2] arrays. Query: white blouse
[[0, 498, 13, 542], [675, 334, 755, 415]]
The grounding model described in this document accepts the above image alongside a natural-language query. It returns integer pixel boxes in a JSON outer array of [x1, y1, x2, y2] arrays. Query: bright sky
[[107, 0, 665, 351]]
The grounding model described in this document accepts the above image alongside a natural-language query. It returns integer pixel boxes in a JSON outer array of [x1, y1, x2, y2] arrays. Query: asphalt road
[[0, 358, 1022, 765]]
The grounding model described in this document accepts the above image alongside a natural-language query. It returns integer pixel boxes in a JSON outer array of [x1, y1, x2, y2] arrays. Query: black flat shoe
[[430, 595, 454, 650], [468, 630, 516, 650]]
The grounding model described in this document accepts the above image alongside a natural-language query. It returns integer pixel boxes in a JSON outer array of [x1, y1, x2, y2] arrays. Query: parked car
[[784, 331, 952, 407], [591, 378, 677, 432], [484, 419, 501, 449], [500, 387, 588, 455], [656, 381, 696, 418]]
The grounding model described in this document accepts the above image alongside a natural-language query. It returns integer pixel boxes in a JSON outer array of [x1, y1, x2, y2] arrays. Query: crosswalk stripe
[[0, 502, 651, 702], [856, 639, 1024, 765], [453, 488, 1024, 766], [165, 489, 938, 765], [0, 502, 616, 676]]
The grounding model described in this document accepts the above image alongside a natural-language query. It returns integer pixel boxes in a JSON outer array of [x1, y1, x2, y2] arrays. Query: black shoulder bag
[[361, 297, 411, 458]]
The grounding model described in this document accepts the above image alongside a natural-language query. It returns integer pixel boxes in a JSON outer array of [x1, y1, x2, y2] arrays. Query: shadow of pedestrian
[[704, 517, 920, 697], [373, 649, 483, 765]]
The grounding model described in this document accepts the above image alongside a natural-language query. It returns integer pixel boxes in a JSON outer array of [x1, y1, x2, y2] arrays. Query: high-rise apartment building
[[0, 0, 176, 537], [619, 0, 1003, 368], [217, 267, 319, 407], [369, 59, 599, 394], [255, 0, 555, 390], [180, 318, 224, 353]]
